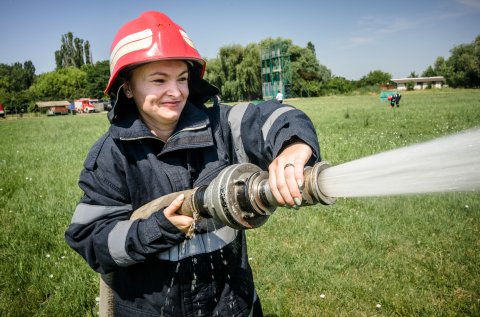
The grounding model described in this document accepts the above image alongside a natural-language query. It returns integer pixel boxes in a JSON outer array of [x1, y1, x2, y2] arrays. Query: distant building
[[391, 76, 446, 90], [35, 100, 70, 115]]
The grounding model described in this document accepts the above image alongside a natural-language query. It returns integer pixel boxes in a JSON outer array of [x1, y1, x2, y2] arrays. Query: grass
[[0, 89, 479, 316]]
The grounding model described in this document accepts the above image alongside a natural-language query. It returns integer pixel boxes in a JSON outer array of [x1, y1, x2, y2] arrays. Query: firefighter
[[65, 11, 320, 316]]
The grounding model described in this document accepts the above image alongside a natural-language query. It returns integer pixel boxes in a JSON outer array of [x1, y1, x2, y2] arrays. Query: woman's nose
[[166, 81, 182, 97]]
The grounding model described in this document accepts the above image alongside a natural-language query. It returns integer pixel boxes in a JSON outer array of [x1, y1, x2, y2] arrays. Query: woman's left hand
[[268, 142, 313, 207]]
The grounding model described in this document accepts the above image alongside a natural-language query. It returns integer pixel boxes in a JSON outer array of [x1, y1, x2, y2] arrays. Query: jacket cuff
[[275, 135, 320, 165], [142, 210, 185, 245]]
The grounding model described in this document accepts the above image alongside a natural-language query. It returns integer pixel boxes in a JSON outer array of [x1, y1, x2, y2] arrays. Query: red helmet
[[105, 11, 206, 95]]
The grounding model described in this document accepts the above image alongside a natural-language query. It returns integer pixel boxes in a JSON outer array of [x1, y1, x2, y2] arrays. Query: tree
[[358, 70, 391, 87], [0, 61, 37, 112], [236, 44, 262, 100], [217, 45, 244, 101], [29, 67, 87, 100], [82, 60, 110, 99], [408, 71, 419, 78], [203, 57, 224, 93], [307, 41, 316, 56], [325, 76, 353, 95], [422, 65, 436, 77], [0, 61, 36, 92], [55, 32, 92, 69], [422, 34, 480, 88], [447, 35, 480, 87], [433, 57, 453, 79], [85, 41, 92, 65], [287, 41, 330, 97]]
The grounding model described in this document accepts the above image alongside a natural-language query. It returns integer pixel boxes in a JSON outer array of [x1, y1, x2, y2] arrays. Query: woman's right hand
[[163, 194, 194, 234]]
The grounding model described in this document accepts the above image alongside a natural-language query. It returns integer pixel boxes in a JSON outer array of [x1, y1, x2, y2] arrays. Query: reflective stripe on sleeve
[[261, 106, 294, 141], [157, 226, 238, 261], [71, 203, 132, 225], [227, 102, 250, 163], [248, 289, 258, 317], [108, 220, 136, 267]]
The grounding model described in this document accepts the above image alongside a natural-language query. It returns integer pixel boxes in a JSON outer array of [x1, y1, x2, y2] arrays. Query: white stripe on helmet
[[109, 29, 153, 74]]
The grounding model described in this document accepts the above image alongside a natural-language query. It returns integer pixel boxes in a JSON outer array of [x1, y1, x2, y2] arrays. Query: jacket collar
[[109, 101, 214, 150]]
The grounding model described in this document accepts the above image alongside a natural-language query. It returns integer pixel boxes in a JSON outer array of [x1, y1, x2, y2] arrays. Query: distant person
[[65, 11, 320, 317], [276, 90, 283, 103], [69, 103, 76, 115], [390, 93, 401, 108]]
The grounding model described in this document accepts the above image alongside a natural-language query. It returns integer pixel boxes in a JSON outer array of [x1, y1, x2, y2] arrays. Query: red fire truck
[[74, 98, 99, 113]]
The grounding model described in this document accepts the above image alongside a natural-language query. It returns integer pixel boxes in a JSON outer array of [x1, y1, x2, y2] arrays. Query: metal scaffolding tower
[[261, 44, 292, 100]]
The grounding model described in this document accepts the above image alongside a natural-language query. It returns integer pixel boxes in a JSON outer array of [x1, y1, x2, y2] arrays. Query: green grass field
[[0, 89, 479, 316]]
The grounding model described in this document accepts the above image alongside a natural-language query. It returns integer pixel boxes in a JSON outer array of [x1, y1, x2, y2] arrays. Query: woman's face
[[126, 60, 189, 128]]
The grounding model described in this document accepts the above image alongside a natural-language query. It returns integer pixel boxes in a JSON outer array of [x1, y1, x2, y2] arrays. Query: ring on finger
[[284, 163, 294, 170]]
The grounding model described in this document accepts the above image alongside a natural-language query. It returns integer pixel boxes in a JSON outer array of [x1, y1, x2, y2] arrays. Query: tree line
[[0, 33, 479, 112]]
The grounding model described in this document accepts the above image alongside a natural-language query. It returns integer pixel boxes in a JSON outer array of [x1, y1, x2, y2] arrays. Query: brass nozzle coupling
[[200, 162, 336, 230]]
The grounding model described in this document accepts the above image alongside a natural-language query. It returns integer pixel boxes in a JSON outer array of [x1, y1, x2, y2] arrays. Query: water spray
[[318, 127, 480, 198]]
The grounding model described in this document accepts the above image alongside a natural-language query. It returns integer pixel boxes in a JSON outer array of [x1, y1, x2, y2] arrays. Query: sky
[[0, 0, 479, 80]]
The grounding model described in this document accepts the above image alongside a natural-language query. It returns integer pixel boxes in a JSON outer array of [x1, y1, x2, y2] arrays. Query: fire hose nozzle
[[130, 161, 336, 231], [302, 161, 337, 206], [201, 161, 336, 230]]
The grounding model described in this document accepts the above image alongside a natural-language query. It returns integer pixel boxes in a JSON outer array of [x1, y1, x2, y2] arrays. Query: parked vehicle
[[0, 102, 5, 118], [74, 98, 98, 113], [47, 106, 69, 116]]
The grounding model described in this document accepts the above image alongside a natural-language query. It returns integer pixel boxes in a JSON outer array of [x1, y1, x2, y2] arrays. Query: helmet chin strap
[[113, 83, 126, 108]]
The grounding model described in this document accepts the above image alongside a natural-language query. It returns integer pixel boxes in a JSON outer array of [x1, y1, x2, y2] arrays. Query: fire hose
[[99, 161, 336, 316]]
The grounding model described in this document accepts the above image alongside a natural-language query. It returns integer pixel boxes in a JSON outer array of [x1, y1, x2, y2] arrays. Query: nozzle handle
[[130, 188, 200, 220]]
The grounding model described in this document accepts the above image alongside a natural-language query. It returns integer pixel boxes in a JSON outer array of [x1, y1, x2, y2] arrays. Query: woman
[[65, 11, 320, 316]]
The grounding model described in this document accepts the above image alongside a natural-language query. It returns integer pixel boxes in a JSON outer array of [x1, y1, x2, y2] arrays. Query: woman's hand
[[163, 194, 194, 234], [268, 142, 313, 207]]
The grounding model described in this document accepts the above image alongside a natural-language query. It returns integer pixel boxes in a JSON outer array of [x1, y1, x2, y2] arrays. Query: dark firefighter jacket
[[65, 94, 320, 316]]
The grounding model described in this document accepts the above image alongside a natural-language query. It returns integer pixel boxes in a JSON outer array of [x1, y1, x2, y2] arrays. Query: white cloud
[[341, 16, 415, 49], [456, 0, 480, 10], [341, 3, 472, 51]]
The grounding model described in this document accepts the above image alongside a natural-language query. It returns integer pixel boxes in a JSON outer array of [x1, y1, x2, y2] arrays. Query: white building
[[391, 76, 446, 90]]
